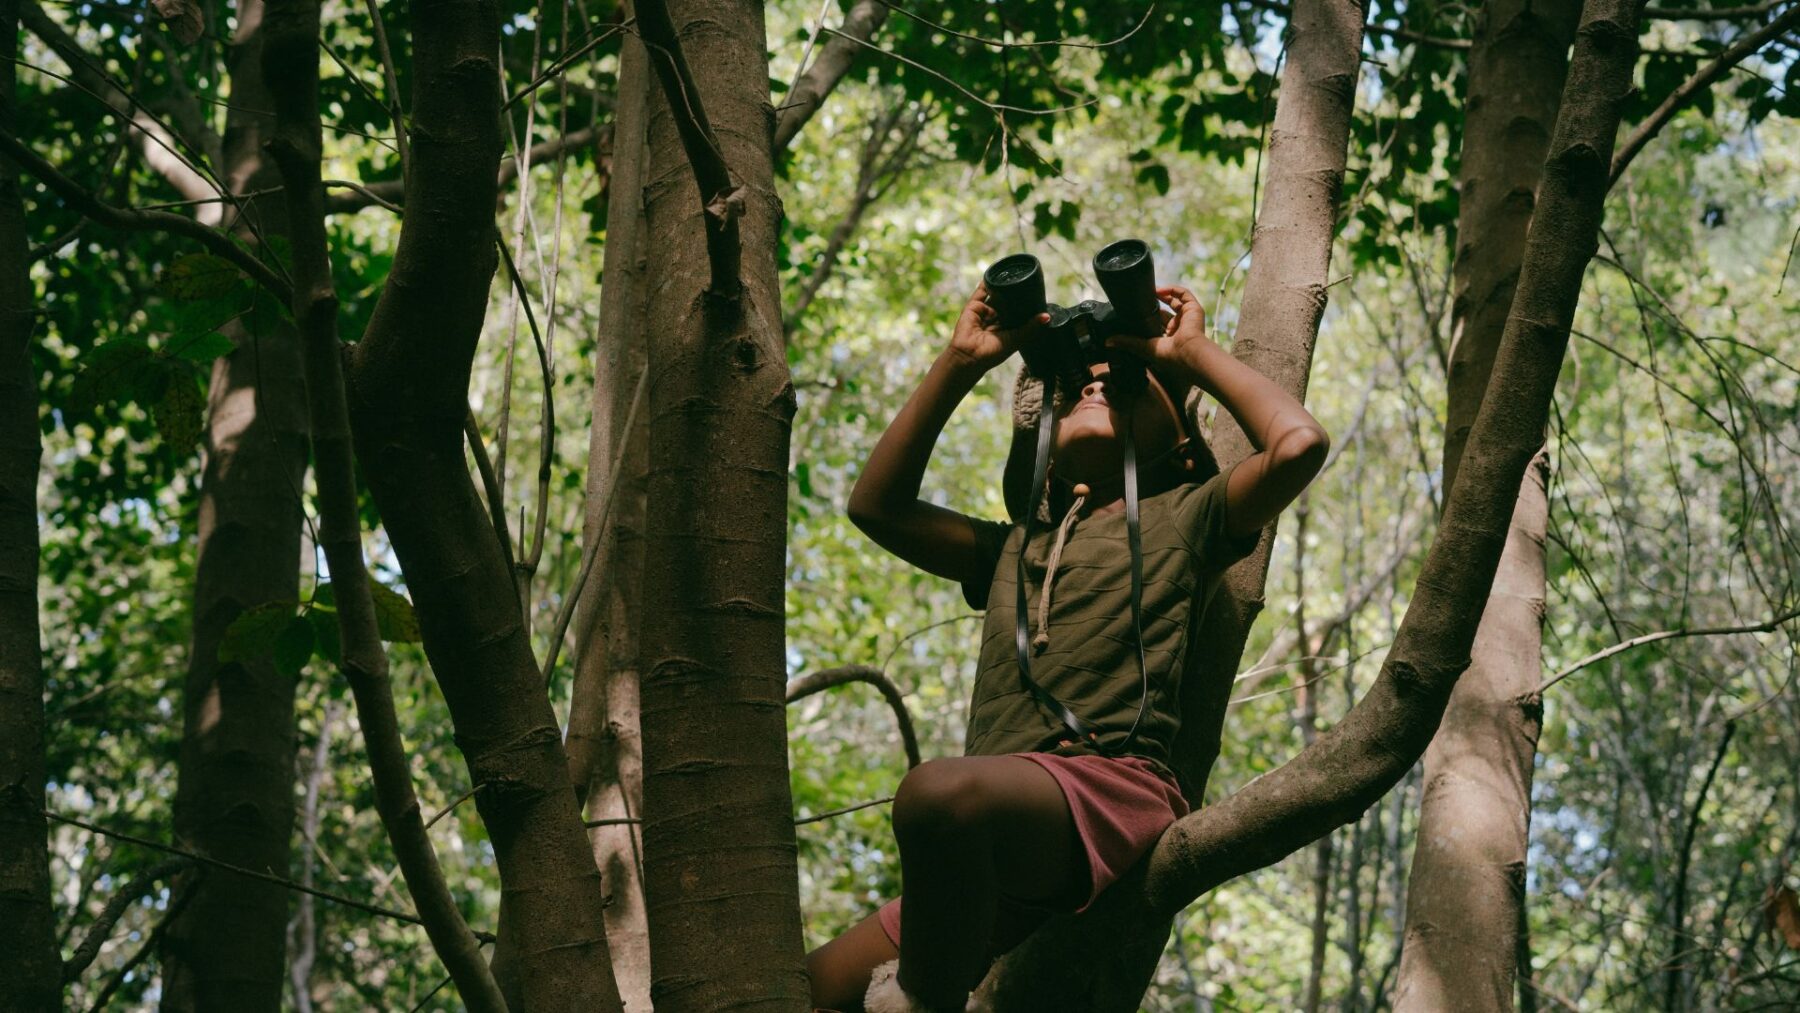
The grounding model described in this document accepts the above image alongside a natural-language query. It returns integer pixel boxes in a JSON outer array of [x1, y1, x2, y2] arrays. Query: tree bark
[[1393, 0, 1578, 1007], [0, 0, 60, 1000], [342, 0, 623, 1008], [633, 1, 807, 1008], [980, 0, 1647, 1005], [261, 0, 506, 1008], [982, 0, 1366, 1003], [161, 4, 312, 1006], [566, 14, 653, 1009]]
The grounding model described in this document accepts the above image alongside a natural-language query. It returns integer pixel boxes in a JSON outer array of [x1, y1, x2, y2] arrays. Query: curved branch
[[61, 857, 188, 982], [0, 126, 290, 300], [1536, 607, 1800, 692], [787, 665, 922, 768], [774, 0, 888, 154], [1610, 3, 1800, 185]]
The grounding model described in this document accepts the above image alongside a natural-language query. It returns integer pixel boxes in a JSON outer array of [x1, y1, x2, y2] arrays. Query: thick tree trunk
[[566, 14, 653, 1009], [0, 0, 60, 1001], [633, 1, 807, 1008], [981, 0, 1366, 1004], [161, 4, 311, 1006], [342, 0, 622, 1008], [1393, 1, 1578, 1007]]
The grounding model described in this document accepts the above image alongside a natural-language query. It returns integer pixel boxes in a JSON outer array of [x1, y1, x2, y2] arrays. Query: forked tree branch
[[0, 126, 290, 300], [787, 665, 922, 768], [1609, 2, 1800, 185], [633, 0, 742, 295]]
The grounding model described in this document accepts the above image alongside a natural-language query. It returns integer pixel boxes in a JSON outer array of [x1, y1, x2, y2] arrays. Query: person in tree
[[810, 280, 1329, 1012]]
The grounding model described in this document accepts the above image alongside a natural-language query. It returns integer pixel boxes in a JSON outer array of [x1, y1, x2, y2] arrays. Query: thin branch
[[817, 27, 1104, 114], [1647, 0, 1786, 19], [465, 408, 516, 572], [583, 795, 899, 829], [876, 0, 1157, 50], [61, 857, 188, 982], [323, 125, 603, 215], [40, 809, 494, 942], [361, 0, 408, 173], [1537, 607, 1800, 693], [632, 0, 741, 295], [1243, 0, 1472, 49], [503, 21, 631, 112], [1610, 3, 1800, 185], [542, 368, 649, 683], [494, 236, 556, 590], [0, 126, 291, 300], [787, 665, 922, 768], [423, 784, 482, 832], [84, 875, 197, 1013]]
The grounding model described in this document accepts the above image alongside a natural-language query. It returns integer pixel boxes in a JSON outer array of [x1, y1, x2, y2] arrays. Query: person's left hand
[[1106, 284, 1223, 381]]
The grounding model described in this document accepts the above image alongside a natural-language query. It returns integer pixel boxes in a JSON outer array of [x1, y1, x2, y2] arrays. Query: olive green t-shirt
[[959, 468, 1258, 778]]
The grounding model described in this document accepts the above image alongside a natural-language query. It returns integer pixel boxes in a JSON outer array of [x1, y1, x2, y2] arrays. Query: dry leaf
[[150, 0, 205, 45], [1765, 884, 1800, 950]]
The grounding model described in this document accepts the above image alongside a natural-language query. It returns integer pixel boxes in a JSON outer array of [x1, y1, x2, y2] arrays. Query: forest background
[[1, 0, 1798, 1009]]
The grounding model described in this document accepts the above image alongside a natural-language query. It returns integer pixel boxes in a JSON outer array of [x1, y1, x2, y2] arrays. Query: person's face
[[1051, 361, 1184, 482]]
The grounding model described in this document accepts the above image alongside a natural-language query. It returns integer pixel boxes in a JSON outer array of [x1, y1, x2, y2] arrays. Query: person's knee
[[892, 759, 993, 847]]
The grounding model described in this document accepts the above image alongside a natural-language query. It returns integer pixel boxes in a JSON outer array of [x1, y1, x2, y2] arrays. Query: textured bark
[[566, 15, 653, 1009], [342, 0, 622, 1008], [982, 0, 1366, 1004], [1393, 455, 1549, 1012], [261, 1, 506, 1008], [634, 1, 807, 1008], [0, 0, 60, 1001], [1393, 0, 1578, 1007], [159, 4, 311, 1006], [158, 7, 311, 1008]]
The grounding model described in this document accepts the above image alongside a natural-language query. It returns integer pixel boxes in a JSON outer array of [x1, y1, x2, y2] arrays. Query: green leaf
[[161, 253, 249, 301], [369, 581, 422, 643], [1136, 164, 1171, 196], [153, 369, 206, 449], [220, 600, 301, 663], [311, 582, 337, 609], [273, 616, 316, 677], [306, 608, 342, 668], [165, 331, 237, 363], [69, 339, 158, 414]]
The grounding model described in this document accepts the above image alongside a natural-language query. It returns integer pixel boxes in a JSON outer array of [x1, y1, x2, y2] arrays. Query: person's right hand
[[946, 283, 1048, 372]]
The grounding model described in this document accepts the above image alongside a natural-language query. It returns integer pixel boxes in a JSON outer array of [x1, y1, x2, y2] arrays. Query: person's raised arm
[[1108, 284, 1329, 537], [847, 285, 1045, 583]]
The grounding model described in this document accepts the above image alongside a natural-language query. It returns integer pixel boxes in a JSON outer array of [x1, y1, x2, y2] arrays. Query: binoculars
[[982, 238, 1161, 395]]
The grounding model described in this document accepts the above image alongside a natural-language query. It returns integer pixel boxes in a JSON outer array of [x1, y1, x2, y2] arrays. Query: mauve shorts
[[875, 751, 1189, 947]]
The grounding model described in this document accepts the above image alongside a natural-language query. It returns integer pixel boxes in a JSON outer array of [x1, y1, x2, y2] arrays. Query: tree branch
[[261, 0, 505, 1007], [324, 124, 605, 215], [60, 857, 188, 982], [787, 665, 922, 769], [774, 0, 888, 154], [632, 1, 741, 295], [1536, 607, 1800, 692], [0, 126, 291, 300], [1610, 2, 1800, 185], [1646, 0, 1785, 19]]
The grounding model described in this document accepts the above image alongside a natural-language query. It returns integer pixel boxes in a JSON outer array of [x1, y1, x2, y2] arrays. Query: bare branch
[[1610, 3, 1800, 185], [1537, 607, 1800, 693], [0, 126, 291, 300], [323, 125, 604, 215], [1647, 0, 1785, 19], [787, 665, 922, 768], [632, 1, 741, 295], [775, 0, 888, 153], [61, 857, 188, 982]]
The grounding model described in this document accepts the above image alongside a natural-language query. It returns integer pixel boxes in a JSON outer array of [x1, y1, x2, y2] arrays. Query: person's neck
[[1054, 465, 1178, 518]]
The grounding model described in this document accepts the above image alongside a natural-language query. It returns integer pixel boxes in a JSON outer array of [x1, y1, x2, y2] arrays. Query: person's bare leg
[[890, 756, 1084, 1009], [807, 911, 899, 1012]]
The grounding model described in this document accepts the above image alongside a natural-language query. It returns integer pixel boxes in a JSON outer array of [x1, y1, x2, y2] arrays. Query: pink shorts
[[876, 752, 1189, 947]]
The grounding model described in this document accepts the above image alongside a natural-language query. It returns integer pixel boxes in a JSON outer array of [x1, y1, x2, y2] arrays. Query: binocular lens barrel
[[983, 254, 1046, 329], [1093, 239, 1159, 337]]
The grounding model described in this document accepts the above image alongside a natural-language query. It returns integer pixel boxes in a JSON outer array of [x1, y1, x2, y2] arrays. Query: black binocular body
[[982, 238, 1161, 395]]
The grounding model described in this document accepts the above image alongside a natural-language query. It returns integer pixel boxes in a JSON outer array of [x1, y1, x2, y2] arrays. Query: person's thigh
[[806, 911, 899, 1012], [947, 753, 1088, 907]]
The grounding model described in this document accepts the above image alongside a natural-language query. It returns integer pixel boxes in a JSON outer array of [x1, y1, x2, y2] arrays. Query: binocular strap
[[1013, 377, 1152, 756]]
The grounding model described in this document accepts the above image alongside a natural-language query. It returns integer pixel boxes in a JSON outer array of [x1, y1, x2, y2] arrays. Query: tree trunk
[[981, 0, 1366, 1003], [633, 1, 807, 1008], [981, 0, 1647, 1005], [1392, 4, 1577, 1009], [0, 0, 60, 1000], [161, 4, 311, 1006], [343, 1, 622, 1008], [566, 14, 653, 1009]]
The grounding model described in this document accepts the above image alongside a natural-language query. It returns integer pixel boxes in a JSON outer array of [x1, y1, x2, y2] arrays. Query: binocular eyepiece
[[983, 239, 1161, 395]]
